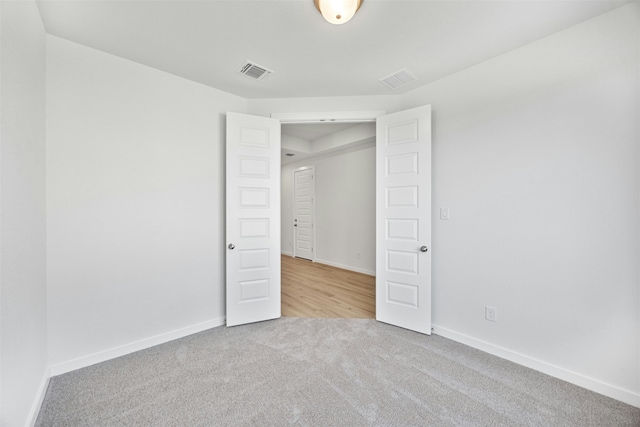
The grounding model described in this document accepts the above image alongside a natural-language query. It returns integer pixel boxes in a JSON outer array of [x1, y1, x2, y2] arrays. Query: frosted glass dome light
[[314, 0, 363, 25]]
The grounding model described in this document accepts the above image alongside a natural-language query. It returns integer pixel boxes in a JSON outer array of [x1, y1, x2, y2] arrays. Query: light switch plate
[[440, 207, 450, 220]]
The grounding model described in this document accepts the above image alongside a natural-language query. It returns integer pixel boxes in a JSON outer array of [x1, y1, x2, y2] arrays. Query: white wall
[[46, 36, 246, 371], [400, 3, 639, 404], [253, 3, 640, 406], [248, 94, 400, 119], [0, 1, 49, 425], [282, 144, 376, 275]]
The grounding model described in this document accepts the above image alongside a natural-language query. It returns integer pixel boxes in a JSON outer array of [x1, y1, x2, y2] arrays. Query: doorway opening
[[280, 121, 376, 319], [225, 106, 432, 333]]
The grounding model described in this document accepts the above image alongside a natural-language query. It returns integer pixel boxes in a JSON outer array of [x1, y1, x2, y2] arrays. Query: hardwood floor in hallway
[[281, 255, 375, 318]]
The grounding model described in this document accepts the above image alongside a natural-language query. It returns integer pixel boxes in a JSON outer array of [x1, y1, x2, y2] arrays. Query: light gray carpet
[[36, 318, 639, 426]]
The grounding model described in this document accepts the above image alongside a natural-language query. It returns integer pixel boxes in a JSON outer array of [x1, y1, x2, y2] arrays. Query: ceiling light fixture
[[314, 0, 363, 25]]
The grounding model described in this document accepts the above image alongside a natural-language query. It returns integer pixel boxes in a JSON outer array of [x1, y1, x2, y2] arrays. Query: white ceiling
[[36, 0, 630, 99], [281, 122, 374, 164]]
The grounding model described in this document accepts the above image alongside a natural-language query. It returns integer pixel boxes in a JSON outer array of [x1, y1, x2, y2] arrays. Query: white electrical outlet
[[485, 306, 497, 322], [440, 207, 450, 220]]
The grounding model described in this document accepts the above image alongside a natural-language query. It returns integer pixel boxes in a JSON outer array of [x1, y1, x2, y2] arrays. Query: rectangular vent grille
[[380, 68, 418, 90], [239, 61, 274, 81]]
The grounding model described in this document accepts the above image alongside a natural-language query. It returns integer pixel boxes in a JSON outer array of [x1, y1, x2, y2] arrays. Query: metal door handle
[[228, 243, 235, 250], [420, 246, 428, 253]]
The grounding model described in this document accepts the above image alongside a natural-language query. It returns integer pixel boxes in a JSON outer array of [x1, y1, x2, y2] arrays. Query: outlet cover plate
[[485, 306, 497, 322]]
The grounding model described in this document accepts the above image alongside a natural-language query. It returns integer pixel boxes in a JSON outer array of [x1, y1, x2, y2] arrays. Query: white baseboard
[[49, 317, 226, 376], [432, 324, 640, 408], [281, 251, 294, 257], [27, 369, 51, 427], [314, 258, 375, 276]]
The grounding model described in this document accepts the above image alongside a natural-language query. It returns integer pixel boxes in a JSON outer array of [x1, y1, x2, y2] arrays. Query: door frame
[[292, 165, 316, 261], [272, 110, 385, 124]]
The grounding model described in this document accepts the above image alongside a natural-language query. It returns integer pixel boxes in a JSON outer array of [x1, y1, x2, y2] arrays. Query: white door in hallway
[[376, 105, 432, 335], [293, 167, 314, 261], [226, 112, 281, 327]]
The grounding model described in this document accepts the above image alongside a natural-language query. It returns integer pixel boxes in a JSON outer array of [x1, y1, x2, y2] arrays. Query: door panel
[[376, 105, 432, 334], [226, 112, 281, 327]]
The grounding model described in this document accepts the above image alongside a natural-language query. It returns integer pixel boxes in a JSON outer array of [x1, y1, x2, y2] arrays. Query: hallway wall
[[281, 144, 376, 275]]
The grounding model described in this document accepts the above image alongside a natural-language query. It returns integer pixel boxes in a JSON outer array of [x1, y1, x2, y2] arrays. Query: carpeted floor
[[36, 318, 640, 426]]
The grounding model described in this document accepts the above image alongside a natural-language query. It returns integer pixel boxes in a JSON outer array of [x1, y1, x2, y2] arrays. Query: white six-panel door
[[376, 105, 432, 334], [294, 167, 314, 261], [226, 112, 281, 327]]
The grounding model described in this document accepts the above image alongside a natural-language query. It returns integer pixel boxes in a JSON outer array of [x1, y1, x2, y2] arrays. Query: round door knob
[[228, 243, 235, 250], [420, 246, 428, 253]]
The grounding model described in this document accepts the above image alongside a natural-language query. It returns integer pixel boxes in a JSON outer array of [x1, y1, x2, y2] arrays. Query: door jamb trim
[[271, 110, 385, 124]]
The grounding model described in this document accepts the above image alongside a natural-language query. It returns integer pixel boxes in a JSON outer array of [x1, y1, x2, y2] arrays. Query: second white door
[[376, 105, 432, 335], [226, 112, 281, 327], [294, 167, 314, 261]]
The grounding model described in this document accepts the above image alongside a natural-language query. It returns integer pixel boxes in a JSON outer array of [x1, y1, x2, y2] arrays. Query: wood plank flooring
[[281, 255, 375, 318]]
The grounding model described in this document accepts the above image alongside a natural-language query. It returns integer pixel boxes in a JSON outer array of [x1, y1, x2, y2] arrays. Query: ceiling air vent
[[239, 61, 274, 81], [379, 68, 418, 90]]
